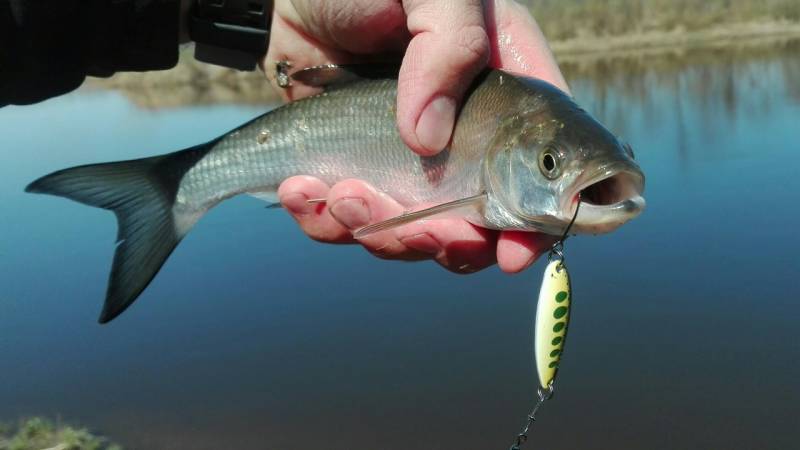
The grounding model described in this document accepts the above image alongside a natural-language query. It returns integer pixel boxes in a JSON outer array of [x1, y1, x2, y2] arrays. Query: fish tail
[[25, 143, 213, 323]]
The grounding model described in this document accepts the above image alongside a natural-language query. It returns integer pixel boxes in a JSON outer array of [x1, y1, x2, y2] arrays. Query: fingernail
[[415, 95, 456, 153], [280, 192, 310, 215], [399, 232, 442, 255], [330, 197, 371, 229]]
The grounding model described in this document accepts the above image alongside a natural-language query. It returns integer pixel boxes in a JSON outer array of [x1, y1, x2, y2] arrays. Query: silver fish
[[26, 67, 645, 323]]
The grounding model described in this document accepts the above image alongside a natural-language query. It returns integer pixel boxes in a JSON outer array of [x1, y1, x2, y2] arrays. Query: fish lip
[[563, 161, 646, 223]]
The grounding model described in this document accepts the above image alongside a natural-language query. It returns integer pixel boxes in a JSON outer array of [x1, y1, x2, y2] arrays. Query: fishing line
[[549, 193, 582, 263], [507, 194, 581, 450]]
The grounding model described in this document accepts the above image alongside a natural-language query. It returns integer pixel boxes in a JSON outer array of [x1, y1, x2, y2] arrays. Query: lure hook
[[508, 384, 556, 450]]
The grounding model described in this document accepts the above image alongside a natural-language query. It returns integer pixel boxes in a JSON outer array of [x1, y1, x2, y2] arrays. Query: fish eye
[[538, 147, 561, 179]]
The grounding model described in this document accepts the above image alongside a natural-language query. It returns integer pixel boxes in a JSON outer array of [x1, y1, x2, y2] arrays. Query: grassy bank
[[0, 417, 121, 450]]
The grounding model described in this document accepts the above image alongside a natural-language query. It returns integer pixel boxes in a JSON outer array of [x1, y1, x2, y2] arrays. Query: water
[[1, 40, 798, 449]]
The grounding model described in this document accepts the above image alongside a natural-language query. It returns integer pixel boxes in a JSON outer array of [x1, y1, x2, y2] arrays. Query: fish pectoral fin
[[248, 191, 284, 209], [251, 192, 326, 209], [353, 193, 488, 239], [249, 191, 278, 203], [290, 63, 401, 88]]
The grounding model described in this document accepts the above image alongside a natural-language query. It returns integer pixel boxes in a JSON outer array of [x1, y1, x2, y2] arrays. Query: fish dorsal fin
[[353, 193, 488, 239], [291, 63, 400, 88]]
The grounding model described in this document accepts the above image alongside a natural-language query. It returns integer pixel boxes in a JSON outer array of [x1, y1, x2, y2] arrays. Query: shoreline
[[86, 20, 800, 108], [550, 21, 800, 62]]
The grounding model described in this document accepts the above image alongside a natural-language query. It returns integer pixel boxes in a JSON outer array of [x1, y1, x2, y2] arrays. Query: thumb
[[398, 0, 489, 156]]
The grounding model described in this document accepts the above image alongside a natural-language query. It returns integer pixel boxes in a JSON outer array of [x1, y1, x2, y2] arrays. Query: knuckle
[[330, 178, 373, 199], [451, 24, 490, 70]]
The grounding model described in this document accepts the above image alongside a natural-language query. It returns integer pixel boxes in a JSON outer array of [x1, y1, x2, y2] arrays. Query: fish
[[25, 66, 645, 323]]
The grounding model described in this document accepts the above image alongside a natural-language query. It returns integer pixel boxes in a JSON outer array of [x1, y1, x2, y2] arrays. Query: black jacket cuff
[[1, 0, 181, 106]]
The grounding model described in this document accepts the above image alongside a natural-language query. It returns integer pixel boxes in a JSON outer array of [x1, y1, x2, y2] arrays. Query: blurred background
[[1, 1, 799, 449]]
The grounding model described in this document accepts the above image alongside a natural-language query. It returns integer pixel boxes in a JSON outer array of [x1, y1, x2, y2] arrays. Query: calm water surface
[[1, 41, 798, 449]]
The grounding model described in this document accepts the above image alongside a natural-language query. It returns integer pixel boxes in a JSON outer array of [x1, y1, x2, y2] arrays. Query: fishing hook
[[508, 384, 556, 450]]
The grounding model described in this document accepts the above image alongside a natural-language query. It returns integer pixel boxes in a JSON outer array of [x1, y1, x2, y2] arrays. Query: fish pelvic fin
[[353, 193, 488, 239], [25, 144, 213, 323]]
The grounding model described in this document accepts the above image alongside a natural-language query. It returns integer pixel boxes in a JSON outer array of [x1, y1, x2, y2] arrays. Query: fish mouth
[[565, 162, 646, 234]]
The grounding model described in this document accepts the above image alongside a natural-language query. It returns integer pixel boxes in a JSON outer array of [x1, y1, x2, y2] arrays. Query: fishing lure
[[535, 257, 571, 390], [508, 197, 580, 450]]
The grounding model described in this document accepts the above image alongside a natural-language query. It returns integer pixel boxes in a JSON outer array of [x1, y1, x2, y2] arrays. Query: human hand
[[265, 0, 570, 273]]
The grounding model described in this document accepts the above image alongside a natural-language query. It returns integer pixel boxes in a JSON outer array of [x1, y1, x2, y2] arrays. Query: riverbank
[[551, 20, 800, 62], [86, 55, 281, 108], [86, 20, 800, 108]]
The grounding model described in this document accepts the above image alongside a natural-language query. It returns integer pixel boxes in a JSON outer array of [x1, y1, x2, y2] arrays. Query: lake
[[1, 39, 798, 449]]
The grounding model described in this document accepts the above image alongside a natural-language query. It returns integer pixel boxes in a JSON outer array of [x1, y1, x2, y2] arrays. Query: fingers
[[288, 0, 409, 54], [327, 179, 424, 260], [484, 0, 570, 94], [396, 219, 498, 273], [278, 176, 354, 243], [326, 179, 498, 271], [496, 231, 558, 273], [280, 176, 556, 273], [263, 1, 408, 101], [281, 177, 498, 272], [397, 0, 490, 156], [262, 3, 360, 102]]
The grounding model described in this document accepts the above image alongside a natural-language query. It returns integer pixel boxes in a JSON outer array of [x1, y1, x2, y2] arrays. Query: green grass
[[523, 0, 800, 40], [0, 417, 122, 450]]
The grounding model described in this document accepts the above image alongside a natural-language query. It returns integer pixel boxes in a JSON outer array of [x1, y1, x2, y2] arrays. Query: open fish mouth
[[566, 162, 646, 233]]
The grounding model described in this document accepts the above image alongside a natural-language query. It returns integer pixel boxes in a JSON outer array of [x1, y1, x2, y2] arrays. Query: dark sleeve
[[1, 0, 181, 107]]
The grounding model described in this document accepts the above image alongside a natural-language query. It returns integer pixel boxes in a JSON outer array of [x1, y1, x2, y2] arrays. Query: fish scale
[[175, 76, 504, 210]]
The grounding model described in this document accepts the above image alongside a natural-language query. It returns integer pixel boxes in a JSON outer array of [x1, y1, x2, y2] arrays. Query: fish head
[[483, 80, 645, 235]]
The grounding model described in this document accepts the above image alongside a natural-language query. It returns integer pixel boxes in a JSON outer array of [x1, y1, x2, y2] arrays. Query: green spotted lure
[[535, 258, 571, 389], [508, 197, 580, 450]]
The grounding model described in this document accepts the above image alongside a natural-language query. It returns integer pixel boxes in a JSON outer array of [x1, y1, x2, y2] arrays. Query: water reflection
[[564, 39, 800, 167], [562, 40, 800, 130]]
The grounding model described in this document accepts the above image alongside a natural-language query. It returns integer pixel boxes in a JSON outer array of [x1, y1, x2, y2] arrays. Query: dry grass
[[526, 0, 800, 40]]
